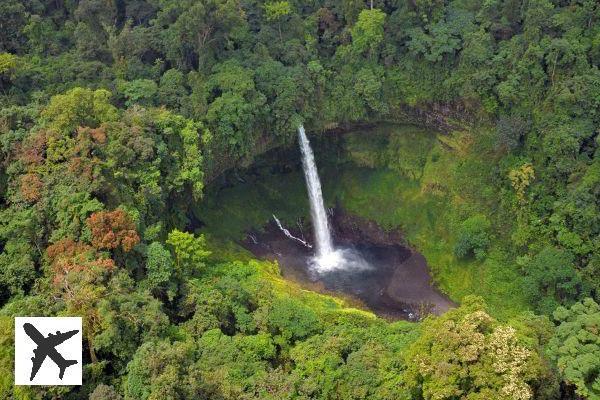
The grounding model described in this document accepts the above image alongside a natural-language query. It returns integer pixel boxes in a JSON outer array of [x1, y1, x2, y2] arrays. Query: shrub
[[267, 297, 321, 344], [118, 79, 158, 107], [454, 214, 491, 260]]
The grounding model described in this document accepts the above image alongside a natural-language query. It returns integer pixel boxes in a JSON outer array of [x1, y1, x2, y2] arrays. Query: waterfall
[[298, 125, 334, 258], [293, 125, 370, 273]]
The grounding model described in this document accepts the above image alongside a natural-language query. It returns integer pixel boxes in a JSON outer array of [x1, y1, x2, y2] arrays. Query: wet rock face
[[331, 207, 406, 248]]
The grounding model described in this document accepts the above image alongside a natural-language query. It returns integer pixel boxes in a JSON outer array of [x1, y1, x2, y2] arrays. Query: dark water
[[243, 221, 453, 321]]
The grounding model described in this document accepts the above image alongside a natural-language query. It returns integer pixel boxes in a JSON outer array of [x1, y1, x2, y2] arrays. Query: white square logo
[[15, 317, 82, 385]]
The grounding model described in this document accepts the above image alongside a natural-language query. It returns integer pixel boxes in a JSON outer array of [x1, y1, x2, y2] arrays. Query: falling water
[[298, 125, 334, 257], [297, 126, 370, 273]]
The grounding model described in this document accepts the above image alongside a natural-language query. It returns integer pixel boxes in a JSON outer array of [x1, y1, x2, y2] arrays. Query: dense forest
[[1, 0, 600, 398]]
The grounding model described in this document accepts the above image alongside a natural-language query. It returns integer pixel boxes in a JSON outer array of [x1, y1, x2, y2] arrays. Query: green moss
[[193, 170, 310, 240], [343, 124, 435, 180]]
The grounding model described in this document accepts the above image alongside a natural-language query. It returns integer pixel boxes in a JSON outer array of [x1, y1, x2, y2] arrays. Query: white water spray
[[297, 125, 370, 273]]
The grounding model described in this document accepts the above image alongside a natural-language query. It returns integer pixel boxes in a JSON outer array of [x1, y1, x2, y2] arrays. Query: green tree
[[125, 340, 205, 400], [404, 296, 556, 400], [90, 384, 122, 400], [547, 298, 600, 400], [204, 61, 265, 157], [99, 108, 206, 232], [155, 0, 247, 70], [194, 329, 277, 396], [94, 278, 170, 371], [354, 65, 387, 114], [42, 88, 118, 135], [22, 14, 65, 55], [158, 69, 188, 110], [523, 247, 584, 315], [454, 214, 491, 260], [0, 53, 17, 91], [0, 239, 35, 298], [117, 79, 158, 107], [351, 9, 386, 59], [206, 92, 256, 157], [145, 242, 174, 292], [264, 1, 291, 42], [254, 61, 310, 138], [0, 207, 41, 299], [166, 230, 211, 274], [265, 297, 321, 345], [0, 1, 26, 53]]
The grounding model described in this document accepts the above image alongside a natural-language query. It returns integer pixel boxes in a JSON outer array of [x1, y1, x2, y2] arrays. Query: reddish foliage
[[67, 127, 106, 183], [86, 209, 140, 252], [46, 238, 115, 285], [75, 126, 107, 149], [68, 156, 97, 182], [20, 173, 44, 202], [47, 238, 93, 261], [89, 127, 107, 144], [17, 131, 47, 168]]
